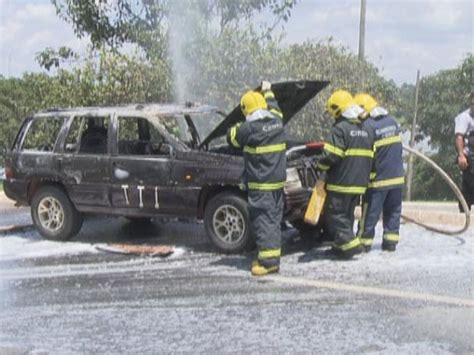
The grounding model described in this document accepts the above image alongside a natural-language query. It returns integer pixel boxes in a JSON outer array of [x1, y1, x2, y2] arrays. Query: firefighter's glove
[[261, 80, 271, 92]]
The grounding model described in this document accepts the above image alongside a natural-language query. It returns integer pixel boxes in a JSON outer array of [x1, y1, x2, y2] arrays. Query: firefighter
[[227, 82, 286, 276], [454, 93, 474, 211], [355, 93, 404, 252], [318, 90, 374, 259]]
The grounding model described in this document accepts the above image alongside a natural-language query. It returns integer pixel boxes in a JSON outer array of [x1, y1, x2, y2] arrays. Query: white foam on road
[[0, 230, 98, 261], [0, 229, 188, 262]]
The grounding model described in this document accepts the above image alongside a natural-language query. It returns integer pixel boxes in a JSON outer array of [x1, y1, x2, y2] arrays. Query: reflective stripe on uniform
[[360, 237, 373, 247], [369, 176, 405, 188], [326, 184, 366, 194], [334, 237, 361, 251], [258, 248, 281, 259], [243, 143, 286, 154], [374, 134, 402, 148], [369, 172, 376, 180], [230, 125, 241, 148], [324, 143, 345, 157], [270, 108, 283, 119], [318, 163, 330, 171], [247, 181, 285, 191], [324, 144, 373, 158], [345, 148, 374, 158], [383, 233, 400, 242], [264, 91, 275, 99]]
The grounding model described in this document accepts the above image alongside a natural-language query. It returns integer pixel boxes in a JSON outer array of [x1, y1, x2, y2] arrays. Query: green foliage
[[36, 46, 78, 71], [402, 54, 473, 199], [417, 54, 473, 153], [51, 0, 298, 59], [396, 83, 416, 130], [278, 40, 399, 141], [188, 31, 399, 142], [0, 49, 172, 164], [410, 150, 460, 201]]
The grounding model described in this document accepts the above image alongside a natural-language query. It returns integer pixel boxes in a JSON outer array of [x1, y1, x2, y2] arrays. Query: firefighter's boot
[[251, 260, 279, 276], [382, 242, 396, 252], [326, 245, 363, 260]]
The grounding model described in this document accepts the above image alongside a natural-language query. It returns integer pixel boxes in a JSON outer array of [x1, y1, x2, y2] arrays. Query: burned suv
[[4, 81, 328, 252]]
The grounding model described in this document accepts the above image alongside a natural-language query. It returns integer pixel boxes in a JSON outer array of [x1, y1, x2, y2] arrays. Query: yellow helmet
[[240, 90, 267, 117], [354, 93, 378, 113], [325, 90, 355, 119]]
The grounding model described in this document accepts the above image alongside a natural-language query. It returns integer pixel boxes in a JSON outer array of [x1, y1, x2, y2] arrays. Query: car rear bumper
[[3, 179, 29, 205]]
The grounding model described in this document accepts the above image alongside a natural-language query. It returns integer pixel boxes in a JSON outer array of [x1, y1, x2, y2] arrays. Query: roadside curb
[[354, 203, 473, 230]]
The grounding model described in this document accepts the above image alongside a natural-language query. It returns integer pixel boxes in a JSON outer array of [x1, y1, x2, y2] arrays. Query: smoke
[[168, 1, 202, 103], [167, 0, 226, 140]]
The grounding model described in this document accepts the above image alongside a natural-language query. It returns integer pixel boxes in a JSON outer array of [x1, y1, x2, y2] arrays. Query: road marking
[[266, 275, 474, 307]]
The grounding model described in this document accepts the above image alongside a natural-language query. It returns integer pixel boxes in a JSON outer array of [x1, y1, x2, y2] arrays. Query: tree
[[0, 49, 172, 165], [403, 54, 473, 201], [51, 0, 298, 59], [417, 54, 473, 153]]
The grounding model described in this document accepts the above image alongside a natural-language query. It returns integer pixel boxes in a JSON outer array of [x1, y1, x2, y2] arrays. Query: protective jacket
[[227, 112, 286, 191], [363, 114, 404, 189], [227, 91, 286, 269], [318, 117, 374, 194]]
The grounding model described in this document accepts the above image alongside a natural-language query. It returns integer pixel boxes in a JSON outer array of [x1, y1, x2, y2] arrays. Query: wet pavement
[[0, 209, 473, 354]]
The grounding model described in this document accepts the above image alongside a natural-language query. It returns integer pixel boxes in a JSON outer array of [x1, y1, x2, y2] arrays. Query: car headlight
[[285, 167, 302, 191]]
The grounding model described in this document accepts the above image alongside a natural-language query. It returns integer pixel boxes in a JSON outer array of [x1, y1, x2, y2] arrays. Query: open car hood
[[199, 80, 329, 148]]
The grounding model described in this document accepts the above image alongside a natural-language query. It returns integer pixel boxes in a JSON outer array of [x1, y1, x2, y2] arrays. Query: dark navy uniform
[[317, 117, 374, 256], [227, 95, 286, 269], [357, 113, 404, 250]]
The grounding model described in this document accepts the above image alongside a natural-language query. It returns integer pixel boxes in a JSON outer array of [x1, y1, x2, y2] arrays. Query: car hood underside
[[199, 80, 329, 148]]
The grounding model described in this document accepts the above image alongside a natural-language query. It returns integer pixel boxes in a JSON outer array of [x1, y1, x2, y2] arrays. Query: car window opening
[[118, 116, 168, 156], [21, 116, 65, 152], [65, 116, 109, 154]]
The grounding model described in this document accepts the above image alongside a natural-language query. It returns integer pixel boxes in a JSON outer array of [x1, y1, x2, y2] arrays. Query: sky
[[0, 0, 472, 86]]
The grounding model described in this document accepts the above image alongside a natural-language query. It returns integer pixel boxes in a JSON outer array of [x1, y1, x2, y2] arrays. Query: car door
[[13, 115, 66, 201], [59, 114, 112, 208], [110, 115, 175, 216]]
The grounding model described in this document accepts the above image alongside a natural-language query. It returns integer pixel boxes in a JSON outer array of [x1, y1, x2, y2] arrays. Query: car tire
[[31, 186, 83, 241], [204, 193, 253, 253]]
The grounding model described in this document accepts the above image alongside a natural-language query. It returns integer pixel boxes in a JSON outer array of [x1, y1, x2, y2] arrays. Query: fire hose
[[288, 142, 471, 235], [402, 144, 470, 235]]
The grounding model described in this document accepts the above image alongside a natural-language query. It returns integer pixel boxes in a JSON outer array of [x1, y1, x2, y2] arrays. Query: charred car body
[[4, 81, 328, 252]]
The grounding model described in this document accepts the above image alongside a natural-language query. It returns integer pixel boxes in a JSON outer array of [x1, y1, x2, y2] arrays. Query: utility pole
[[358, 0, 366, 60], [406, 69, 421, 201]]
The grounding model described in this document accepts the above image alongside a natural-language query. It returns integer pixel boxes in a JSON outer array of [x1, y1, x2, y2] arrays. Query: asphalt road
[[0, 209, 473, 354]]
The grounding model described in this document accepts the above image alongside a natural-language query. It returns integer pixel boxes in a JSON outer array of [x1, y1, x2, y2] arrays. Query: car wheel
[[31, 186, 83, 241], [204, 193, 253, 253]]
